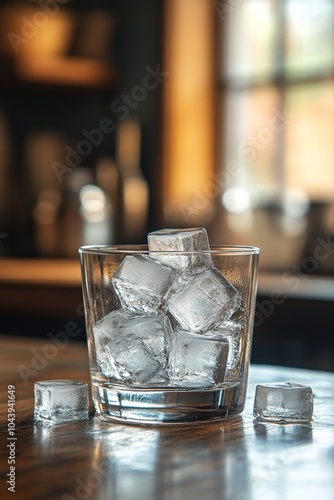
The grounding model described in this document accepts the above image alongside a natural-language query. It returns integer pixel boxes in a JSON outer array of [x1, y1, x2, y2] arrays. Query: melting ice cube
[[253, 382, 314, 423], [148, 227, 213, 273], [34, 380, 89, 423]]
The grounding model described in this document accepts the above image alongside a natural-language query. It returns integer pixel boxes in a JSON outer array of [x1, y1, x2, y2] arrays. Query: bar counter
[[0, 335, 334, 500]]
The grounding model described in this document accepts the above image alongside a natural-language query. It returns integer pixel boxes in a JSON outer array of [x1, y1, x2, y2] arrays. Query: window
[[219, 0, 334, 206]]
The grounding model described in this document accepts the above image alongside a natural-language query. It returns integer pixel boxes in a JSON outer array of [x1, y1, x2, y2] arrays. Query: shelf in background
[[0, 258, 81, 287], [258, 271, 334, 301], [0, 258, 333, 368], [0, 258, 333, 299]]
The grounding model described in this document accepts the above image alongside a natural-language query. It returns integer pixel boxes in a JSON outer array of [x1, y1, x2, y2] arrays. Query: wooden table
[[1, 335, 334, 500]]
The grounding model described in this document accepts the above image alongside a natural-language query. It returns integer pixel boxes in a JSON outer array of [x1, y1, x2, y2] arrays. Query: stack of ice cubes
[[92, 228, 240, 389]]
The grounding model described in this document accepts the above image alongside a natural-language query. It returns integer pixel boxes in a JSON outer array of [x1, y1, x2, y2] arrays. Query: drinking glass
[[79, 245, 259, 424]]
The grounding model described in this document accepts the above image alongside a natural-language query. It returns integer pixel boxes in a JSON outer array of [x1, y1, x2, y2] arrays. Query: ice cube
[[92, 309, 130, 377], [148, 227, 213, 273], [167, 268, 238, 332], [95, 311, 172, 385], [219, 293, 242, 322], [112, 254, 178, 315], [169, 329, 229, 388], [34, 380, 89, 423], [214, 319, 243, 379], [253, 382, 314, 423]]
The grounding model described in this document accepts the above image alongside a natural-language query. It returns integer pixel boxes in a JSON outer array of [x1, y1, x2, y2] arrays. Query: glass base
[[91, 381, 245, 425]]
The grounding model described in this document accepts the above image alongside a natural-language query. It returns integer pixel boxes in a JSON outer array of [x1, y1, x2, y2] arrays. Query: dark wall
[[251, 295, 334, 372]]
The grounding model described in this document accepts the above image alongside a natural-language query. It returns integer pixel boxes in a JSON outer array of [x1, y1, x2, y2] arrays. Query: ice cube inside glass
[[148, 227, 213, 273], [102, 311, 171, 385], [112, 254, 177, 315], [253, 382, 314, 423], [169, 329, 230, 388], [167, 267, 238, 332], [79, 238, 259, 424]]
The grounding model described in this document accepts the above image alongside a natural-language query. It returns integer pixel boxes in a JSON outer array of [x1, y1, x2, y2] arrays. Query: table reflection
[[90, 416, 250, 500]]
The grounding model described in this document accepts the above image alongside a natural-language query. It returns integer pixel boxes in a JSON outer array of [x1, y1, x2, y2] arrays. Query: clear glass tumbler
[[79, 245, 259, 424]]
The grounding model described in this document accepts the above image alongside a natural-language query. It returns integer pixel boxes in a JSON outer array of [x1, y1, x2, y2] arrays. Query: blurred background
[[0, 0, 333, 370]]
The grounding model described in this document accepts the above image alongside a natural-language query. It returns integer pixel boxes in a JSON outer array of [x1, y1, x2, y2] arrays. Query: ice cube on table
[[112, 254, 178, 315], [253, 382, 314, 423], [95, 311, 172, 385], [148, 227, 213, 273], [34, 380, 89, 423], [167, 268, 238, 332], [169, 329, 229, 388]]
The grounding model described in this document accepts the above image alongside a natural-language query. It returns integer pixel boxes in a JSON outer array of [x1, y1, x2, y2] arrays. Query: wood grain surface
[[0, 335, 333, 500]]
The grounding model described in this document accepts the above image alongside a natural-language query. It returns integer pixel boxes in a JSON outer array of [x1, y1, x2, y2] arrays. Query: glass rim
[[78, 244, 260, 256]]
